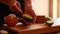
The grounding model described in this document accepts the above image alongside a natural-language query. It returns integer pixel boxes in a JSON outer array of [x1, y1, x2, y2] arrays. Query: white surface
[[3, 22, 23, 26], [52, 18, 60, 26], [16, 22, 23, 26]]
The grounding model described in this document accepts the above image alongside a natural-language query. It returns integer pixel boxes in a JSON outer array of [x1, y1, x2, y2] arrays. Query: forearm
[[0, 0, 16, 6]]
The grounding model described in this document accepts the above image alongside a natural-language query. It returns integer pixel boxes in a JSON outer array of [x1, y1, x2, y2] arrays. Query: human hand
[[9, 1, 23, 15], [20, 18, 31, 26]]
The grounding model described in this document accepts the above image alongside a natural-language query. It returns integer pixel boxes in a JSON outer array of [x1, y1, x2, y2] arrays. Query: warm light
[[31, 0, 35, 10], [53, 0, 58, 19], [34, 0, 49, 16]]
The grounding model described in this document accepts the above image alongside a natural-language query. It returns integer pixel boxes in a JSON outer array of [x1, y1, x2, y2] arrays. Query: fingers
[[20, 18, 31, 25], [10, 1, 23, 16], [16, 1, 23, 15], [11, 5, 23, 14], [16, 1, 21, 9]]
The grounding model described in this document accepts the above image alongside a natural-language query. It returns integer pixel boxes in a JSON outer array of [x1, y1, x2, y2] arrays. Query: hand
[[9, 1, 23, 15], [20, 18, 31, 25]]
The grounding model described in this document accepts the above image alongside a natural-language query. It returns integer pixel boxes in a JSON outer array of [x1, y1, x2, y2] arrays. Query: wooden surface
[[4, 23, 60, 34], [35, 16, 45, 24], [3, 16, 60, 34]]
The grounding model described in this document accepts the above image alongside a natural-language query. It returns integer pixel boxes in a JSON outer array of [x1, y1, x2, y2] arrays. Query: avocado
[[23, 14, 33, 22], [46, 20, 53, 26], [45, 17, 53, 26]]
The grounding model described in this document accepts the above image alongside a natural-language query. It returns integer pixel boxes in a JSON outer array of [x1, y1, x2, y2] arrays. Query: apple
[[4, 14, 18, 27]]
